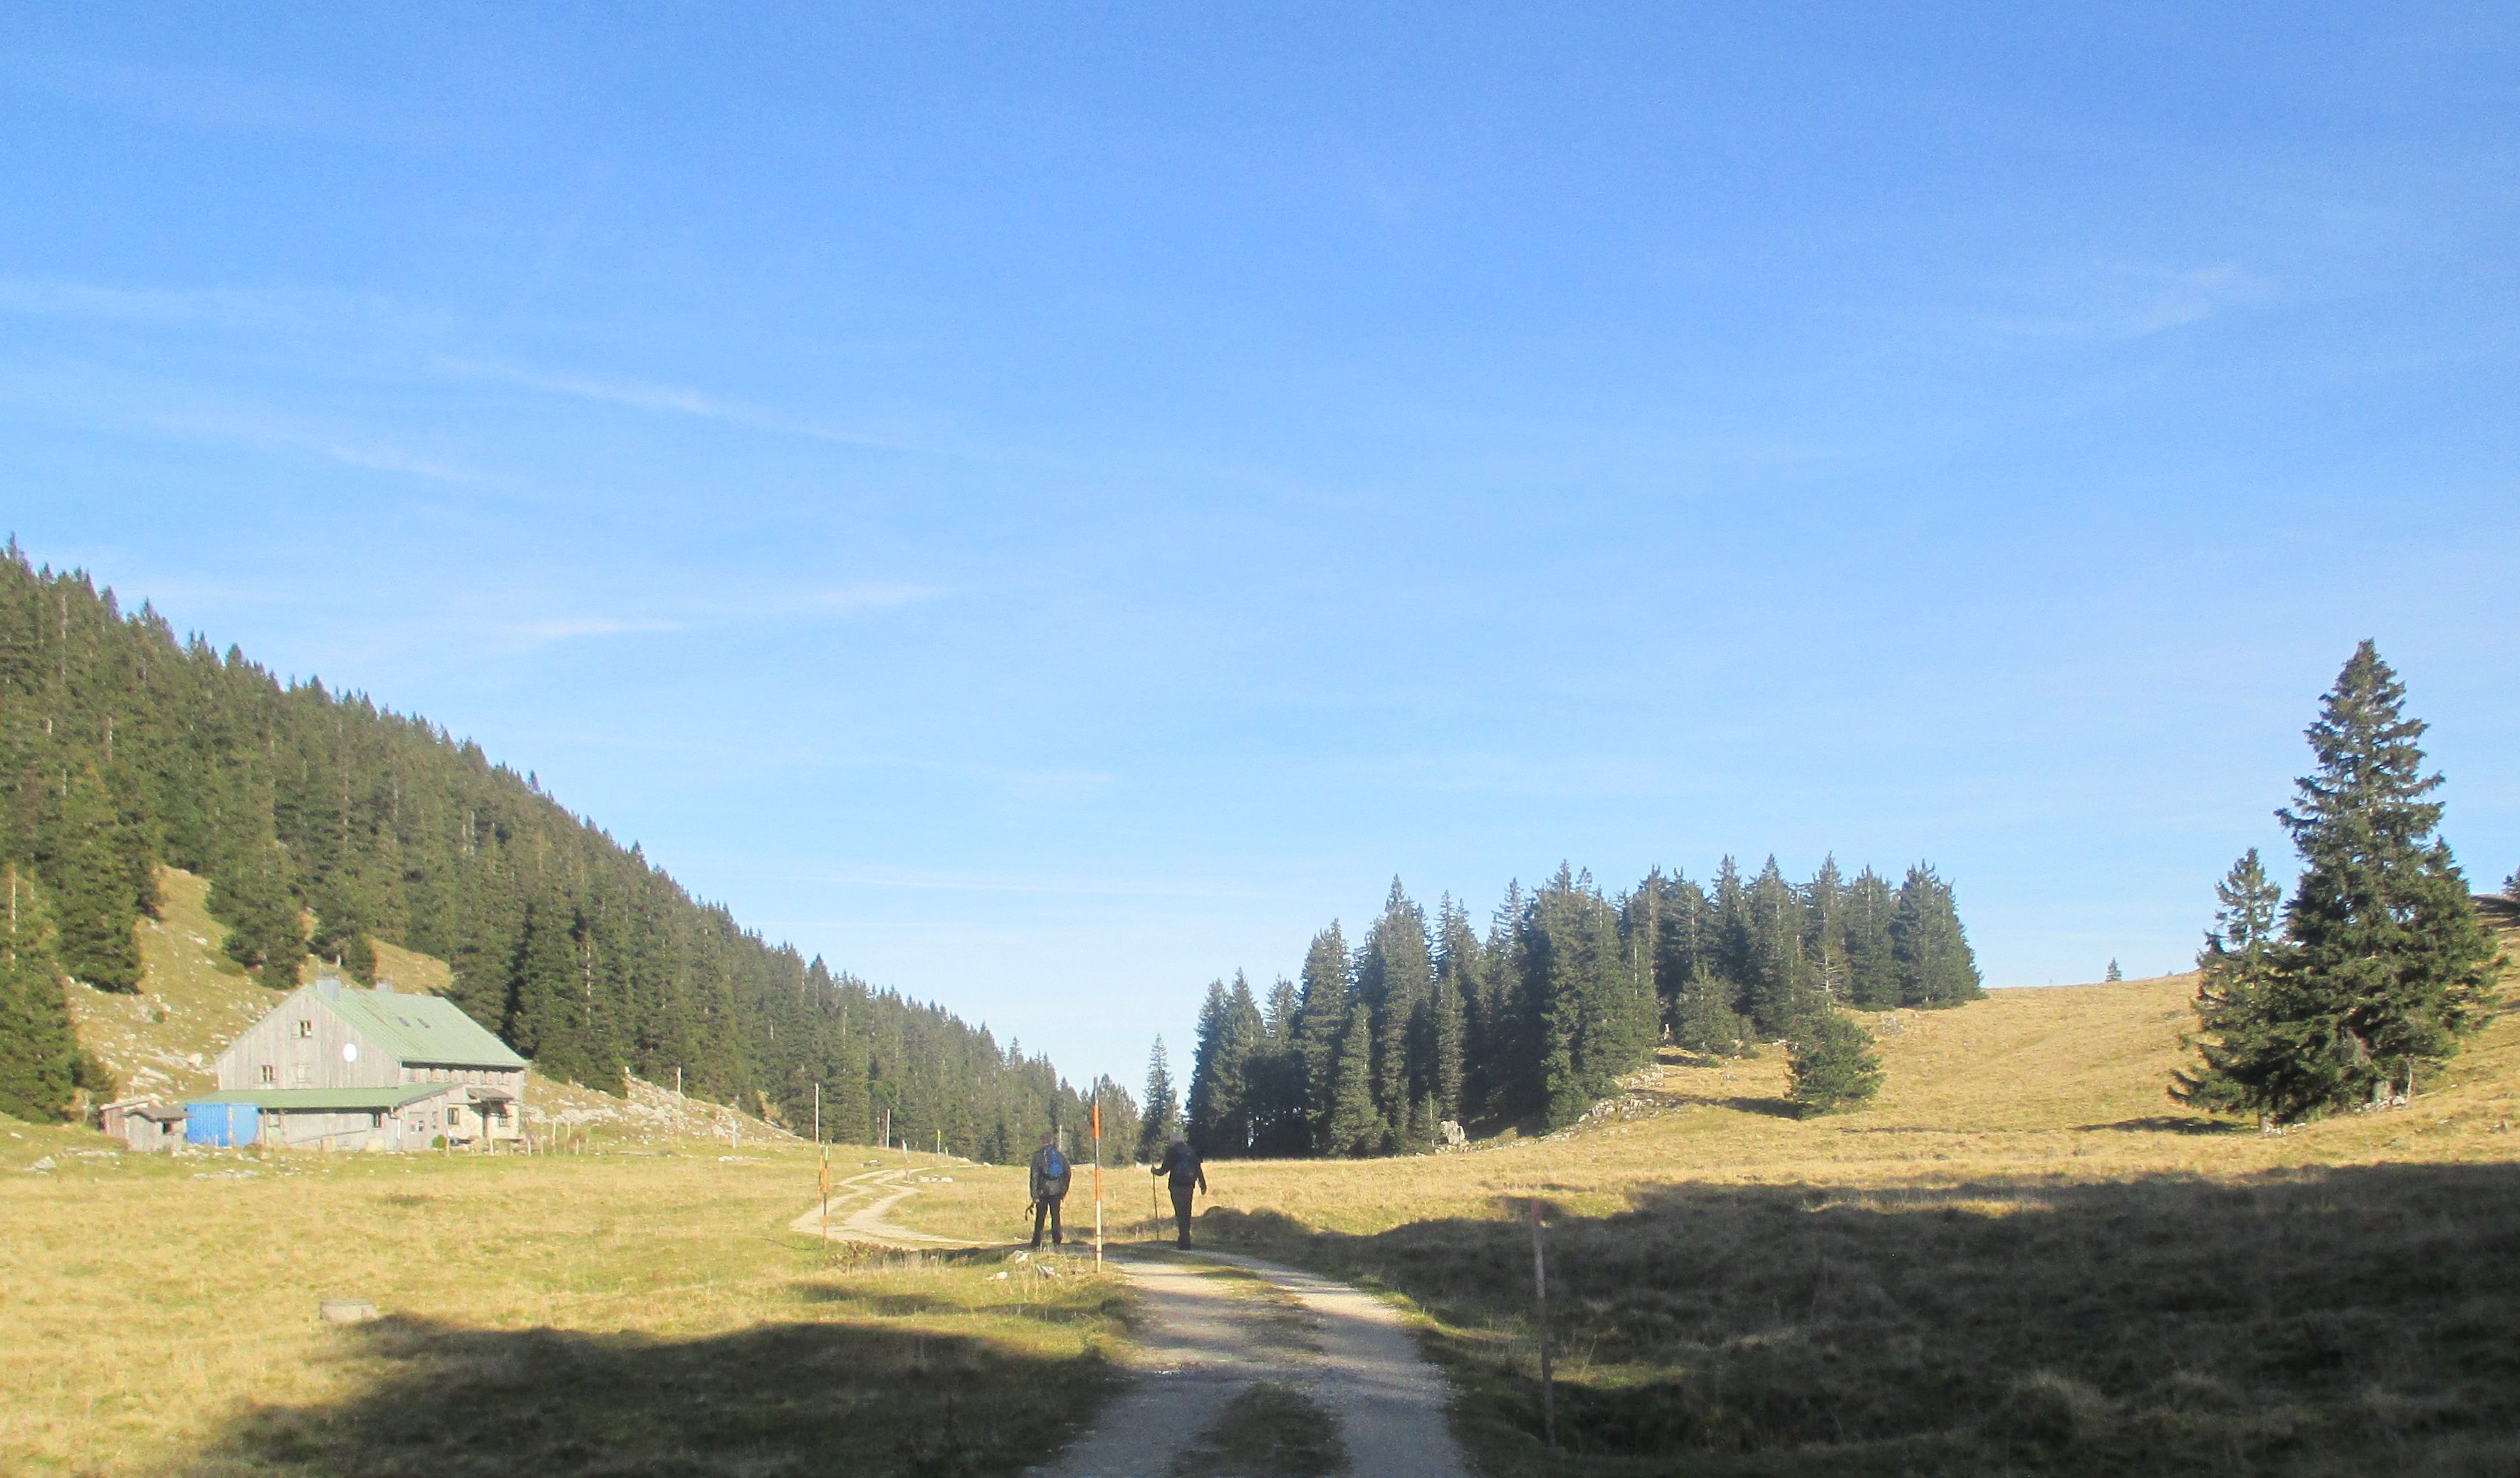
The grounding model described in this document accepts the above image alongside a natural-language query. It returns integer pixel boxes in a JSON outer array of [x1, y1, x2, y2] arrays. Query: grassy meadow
[[9, 872, 1126, 1477], [919, 928, 2520, 1476], [0, 1141, 1125, 1476], [12, 889, 2517, 1475]]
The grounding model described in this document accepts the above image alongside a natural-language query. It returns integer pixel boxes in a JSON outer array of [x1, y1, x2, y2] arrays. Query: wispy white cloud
[[1, 51, 397, 137], [1984, 262, 2275, 341], [433, 358, 931, 453], [0, 276, 455, 348], [122, 401, 490, 488], [502, 615, 686, 645]]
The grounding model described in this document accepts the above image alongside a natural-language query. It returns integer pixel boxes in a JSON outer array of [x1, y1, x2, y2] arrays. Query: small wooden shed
[[97, 1098, 186, 1152]]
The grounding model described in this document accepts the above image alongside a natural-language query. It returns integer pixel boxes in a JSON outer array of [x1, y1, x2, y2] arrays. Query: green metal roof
[[191, 1083, 459, 1113], [325, 989, 529, 1071]]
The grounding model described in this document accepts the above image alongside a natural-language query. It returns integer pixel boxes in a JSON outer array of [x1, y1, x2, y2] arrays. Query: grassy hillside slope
[[55, 867, 795, 1147]]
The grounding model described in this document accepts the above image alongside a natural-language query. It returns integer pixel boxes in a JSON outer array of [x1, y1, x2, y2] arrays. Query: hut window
[[259, 1065, 275, 1085], [296, 1019, 313, 1038]]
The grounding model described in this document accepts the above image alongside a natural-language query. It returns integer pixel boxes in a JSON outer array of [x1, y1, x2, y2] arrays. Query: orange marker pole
[[1091, 1094, 1104, 1271]]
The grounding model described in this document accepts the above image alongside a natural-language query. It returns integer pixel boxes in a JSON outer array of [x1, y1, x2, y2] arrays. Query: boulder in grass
[[319, 1299, 380, 1325]]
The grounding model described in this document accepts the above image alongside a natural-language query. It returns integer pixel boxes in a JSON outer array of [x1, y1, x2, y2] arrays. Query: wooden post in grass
[[1092, 1092, 1104, 1272], [1530, 1198, 1557, 1453]]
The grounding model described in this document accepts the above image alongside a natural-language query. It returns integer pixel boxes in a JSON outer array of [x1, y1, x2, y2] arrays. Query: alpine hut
[[193, 977, 529, 1151]]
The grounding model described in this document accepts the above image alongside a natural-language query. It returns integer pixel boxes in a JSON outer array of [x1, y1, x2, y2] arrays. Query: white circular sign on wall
[[342, 1043, 360, 1063]]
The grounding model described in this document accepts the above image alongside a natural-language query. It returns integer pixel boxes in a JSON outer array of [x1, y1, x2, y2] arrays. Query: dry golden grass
[[885, 928, 2520, 1476], [9, 871, 1113, 1476], [0, 1145, 1124, 1476], [23, 889, 2520, 1475]]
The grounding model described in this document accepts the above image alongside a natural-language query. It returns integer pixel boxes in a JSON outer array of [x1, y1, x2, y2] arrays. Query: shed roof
[[192, 1083, 461, 1113], [326, 989, 528, 1071]]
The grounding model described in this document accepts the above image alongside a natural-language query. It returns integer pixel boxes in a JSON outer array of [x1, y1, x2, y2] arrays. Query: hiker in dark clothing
[[1029, 1132, 1072, 1248], [1154, 1130, 1206, 1247]]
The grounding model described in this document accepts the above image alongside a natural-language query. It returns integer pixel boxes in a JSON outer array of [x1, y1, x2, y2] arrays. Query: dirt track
[[800, 1169, 1469, 1477]]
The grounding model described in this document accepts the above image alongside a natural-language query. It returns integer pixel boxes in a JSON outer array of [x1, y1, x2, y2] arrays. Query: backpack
[[1043, 1145, 1067, 1181]]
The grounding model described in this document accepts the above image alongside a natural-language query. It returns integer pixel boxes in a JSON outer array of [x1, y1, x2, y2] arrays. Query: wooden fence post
[[1530, 1197, 1557, 1454]]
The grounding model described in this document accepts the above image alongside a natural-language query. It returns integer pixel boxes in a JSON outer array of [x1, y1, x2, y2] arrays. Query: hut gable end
[[215, 982, 399, 1093]]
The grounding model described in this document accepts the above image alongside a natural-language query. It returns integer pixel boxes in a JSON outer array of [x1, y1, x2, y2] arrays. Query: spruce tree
[[1804, 855, 1850, 1001], [0, 865, 76, 1121], [1406, 1091, 1438, 1152], [1745, 857, 1823, 1035], [35, 763, 142, 990], [1788, 1007, 1883, 1115], [1529, 865, 1646, 1130], [1842, 868, 1900, 1008], [2169, 848, 2288, 1115], [1184, 979, 1232, 1153], [2105, 959, 2123, 983], [2251, 644, 2496, 1116], [1427, 962, 1467, 1123], [210, 829, 305, 985], [1891, 865, 1983, 1006], [1670, 969, 1748, 1056], [1254, 977, 1307, 1155], [1136, 1036, 1181, 1162], [1292, 923, 1352, 1152], [1324, 1002, 1379, 1156], [1358, 880, 1430, 1148], [1213, 972, 1267, 1154]]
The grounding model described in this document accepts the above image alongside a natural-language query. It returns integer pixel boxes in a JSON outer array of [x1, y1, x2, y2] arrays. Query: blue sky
[[6, 5, 2515, 1088]]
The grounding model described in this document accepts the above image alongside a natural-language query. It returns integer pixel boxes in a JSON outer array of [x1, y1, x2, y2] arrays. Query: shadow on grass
[[194, 1312, 1112, 1478], [794, 1281, 1121, 1326], [1208, 1162, 2520, 1477], [1716, 1096, 1802, 1120], [2076, 1115, 2241, 1135]]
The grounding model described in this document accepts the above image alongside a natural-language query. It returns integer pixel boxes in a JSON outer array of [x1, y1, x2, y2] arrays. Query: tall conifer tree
[[1291, 924, 1351, 1152], [1357, 880, 1430, 1148], [1137, 1036, 1181, 1162], [2170, 848, 2287, 1115], [2181, 645, 2500, 1121], [0, 865, 75, 1121], [36, 763, 142, 990], [1324, 1003, 1379, 1156], [1891, 865, 1983, 1006]]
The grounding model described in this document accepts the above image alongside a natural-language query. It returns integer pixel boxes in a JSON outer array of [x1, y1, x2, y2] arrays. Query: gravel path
[[799, 1174, 1472, 1477], [788, 1164, 985, 1248]]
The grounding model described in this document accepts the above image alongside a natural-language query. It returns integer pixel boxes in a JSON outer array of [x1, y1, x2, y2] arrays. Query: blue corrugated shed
[[185, 1100, 259, 1148]]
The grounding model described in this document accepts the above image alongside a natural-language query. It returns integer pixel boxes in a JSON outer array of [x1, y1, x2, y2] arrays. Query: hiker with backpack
[[1154, 1130, 1207, 1248], [1028, 1131, 1072, 1248]]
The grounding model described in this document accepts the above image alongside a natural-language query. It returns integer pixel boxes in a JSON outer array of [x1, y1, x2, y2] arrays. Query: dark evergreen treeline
[[1178, 858, 1980, 1157], [0, 547, 1095, 1156]]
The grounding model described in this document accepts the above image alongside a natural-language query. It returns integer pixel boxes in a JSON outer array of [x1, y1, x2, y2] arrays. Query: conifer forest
[[1178, 856, 1982, 1157], [0, 548, 1108, 1156]]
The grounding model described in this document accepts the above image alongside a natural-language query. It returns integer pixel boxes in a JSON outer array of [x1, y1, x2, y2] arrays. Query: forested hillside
[[0, 546, 1097, 1160], [1183, 858, 1980, 1156]]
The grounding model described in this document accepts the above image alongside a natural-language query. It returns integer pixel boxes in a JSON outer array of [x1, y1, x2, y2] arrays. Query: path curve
[[788, 1164, 985, 1248], [796, 1175, 1470, 1477]]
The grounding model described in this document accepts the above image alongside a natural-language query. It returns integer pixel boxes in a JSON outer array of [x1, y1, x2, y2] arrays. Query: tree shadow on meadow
[[1209, 1161, 2520, 1477], [192, 1306, 1112, 1478]]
